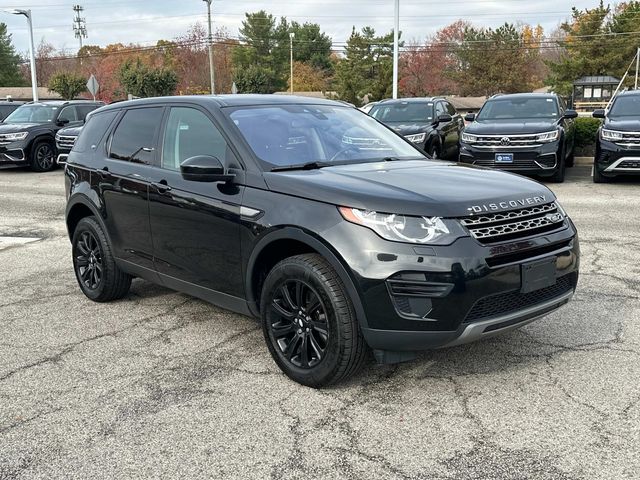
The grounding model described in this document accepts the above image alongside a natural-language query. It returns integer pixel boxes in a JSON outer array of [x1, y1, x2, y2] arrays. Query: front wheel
[[549, 154, 566, 183], [30, 140, 57, 172], [428, 144, 441, 160], [593, 164, 611, 183], [260, 254, 368, 387]]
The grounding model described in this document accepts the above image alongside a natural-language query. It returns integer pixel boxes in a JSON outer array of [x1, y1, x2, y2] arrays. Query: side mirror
[[464, 113, 476, 122], [436, 114, 453, 124], [180, 155, 235, 183], [592, 109, 606, 119], [57, 118, 70, 126], [563, 109, 578, 119]]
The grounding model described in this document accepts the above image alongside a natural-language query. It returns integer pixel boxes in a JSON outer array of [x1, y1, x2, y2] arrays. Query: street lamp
[[3, 9, 38, 101], [202, 0, 215, 94], [392, 0, 399, 99], [290, 32, 295, 95]]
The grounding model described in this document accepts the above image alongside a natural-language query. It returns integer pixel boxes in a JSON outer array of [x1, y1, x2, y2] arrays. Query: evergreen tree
[[0, 23, 25, 87]]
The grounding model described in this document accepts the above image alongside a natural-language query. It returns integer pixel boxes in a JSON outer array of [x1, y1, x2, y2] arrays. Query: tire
[[593, 164, 611, 183], [549, 152, 566, 183], [72, 217, 132, 302], [566, 147, 575, 168], [29, 140, 57, 172], [428, 144, 441, 160], [260, 254, 368, 387]]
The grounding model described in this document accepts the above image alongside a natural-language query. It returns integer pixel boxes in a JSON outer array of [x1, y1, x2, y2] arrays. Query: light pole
[[392, 0, 399, 99], [203, 0, 215, 94], [290, 32, 295, 95], [4, 9, 38, 101]]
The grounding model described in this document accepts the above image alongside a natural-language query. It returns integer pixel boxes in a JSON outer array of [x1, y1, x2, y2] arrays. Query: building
[[572, 76, 620, 111], [0, 87, 62, 102]]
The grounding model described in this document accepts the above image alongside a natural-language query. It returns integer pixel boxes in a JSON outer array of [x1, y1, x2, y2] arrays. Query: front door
[[148, 106, 245, 298]]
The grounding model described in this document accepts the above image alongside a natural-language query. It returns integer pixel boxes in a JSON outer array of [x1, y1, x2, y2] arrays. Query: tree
[[288, 61, 328, 92], [118, 59, 178, 97], [48, 72, 87, 99], [335, 27, 397, 106], [0, 23, 25, 87]]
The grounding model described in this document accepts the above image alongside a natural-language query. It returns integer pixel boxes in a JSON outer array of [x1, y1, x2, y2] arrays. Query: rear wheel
[[72, 217, 132, 302], [260, 254, 368, 387], [30, 140, 56, 172]]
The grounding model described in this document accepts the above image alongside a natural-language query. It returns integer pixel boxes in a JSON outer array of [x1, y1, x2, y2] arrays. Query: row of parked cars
[[367, 90, 640, 183]]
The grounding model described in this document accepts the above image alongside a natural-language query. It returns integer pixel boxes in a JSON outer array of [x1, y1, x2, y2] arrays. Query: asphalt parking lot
[[0, 164, 639, 479]]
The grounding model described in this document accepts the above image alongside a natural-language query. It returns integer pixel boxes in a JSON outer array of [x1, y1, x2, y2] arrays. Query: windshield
[[228, 104, 424, 169], [370, 102, 434, 123], [4, 104, 59, 124], [608, 95, 640, 118], [477, 97, 559, 121]]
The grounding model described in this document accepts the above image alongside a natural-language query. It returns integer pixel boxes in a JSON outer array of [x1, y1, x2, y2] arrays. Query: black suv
[[0, 100, 103, 171], [592, 90, 640, 183], [459, 94, 578, 182], [0, 100, 25, 122], [369, 97, 464, 159], [55, 124, 85, 165], [65, 96, 579, 387]]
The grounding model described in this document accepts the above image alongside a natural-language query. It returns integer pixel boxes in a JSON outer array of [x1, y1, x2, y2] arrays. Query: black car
[[592, 90, 640, 183], [55, 124, 85, 164], [0, 100, 25, 122], [459, 93, 578, 183], [0, 100, 103, 171], [369, 97, 464, 159], [64, 95, 579, 387]]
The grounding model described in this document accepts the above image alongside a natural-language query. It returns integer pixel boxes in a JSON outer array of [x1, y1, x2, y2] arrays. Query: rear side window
[[73, 110, 118, 153], [77, 105, 100, 121], [109, 107, 163, 164], [446, 102, 457, 115]]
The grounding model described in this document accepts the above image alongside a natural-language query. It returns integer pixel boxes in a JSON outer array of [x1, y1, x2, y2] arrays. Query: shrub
[[574, 117, 601, 156], [48, 72, 87, 100]]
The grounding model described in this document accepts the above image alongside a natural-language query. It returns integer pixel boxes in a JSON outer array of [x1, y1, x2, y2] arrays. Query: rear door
[[94, 106, 164, 271], [147, 105, 245, 299]]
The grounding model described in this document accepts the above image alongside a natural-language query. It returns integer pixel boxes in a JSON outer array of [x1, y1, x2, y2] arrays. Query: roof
[[617, 89, 640, 97], [444, 96, 487, 110], [574, 76, 620, 86], [376, 97, 443, 105], [486, 93, 558, 101], [24, 100, 103, 107], [0, 87, 62, 101], [97, 94, 347, 112]]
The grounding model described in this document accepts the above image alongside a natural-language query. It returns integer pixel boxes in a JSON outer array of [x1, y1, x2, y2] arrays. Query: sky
[[1, 0, 602, 56]]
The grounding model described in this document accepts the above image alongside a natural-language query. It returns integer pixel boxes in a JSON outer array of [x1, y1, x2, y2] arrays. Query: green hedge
[[574, 117, 601, 156]]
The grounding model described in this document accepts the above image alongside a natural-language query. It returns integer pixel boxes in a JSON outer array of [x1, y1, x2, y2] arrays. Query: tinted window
[[161, 107, 228, 171], [77, 105, 100, 121], [445, 102, 457, 115], [73, 110, 118, 153], [0, 105, 17, 120], [477, 97, 559, 120], [609, 95, 640, 118], [109, 107, 163, 164], [435, 103, 446, 116], [370, 102, 434, 123], [229, 105, 423, 169], [58, 106, 78, 123], [4, 104, 59, 124]]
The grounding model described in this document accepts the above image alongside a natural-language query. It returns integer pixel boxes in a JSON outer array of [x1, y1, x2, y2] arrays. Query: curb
[[575, 157, 593, 166]]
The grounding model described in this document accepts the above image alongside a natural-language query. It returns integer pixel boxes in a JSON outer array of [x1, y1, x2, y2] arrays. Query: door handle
[[151, 180, 172, 194]]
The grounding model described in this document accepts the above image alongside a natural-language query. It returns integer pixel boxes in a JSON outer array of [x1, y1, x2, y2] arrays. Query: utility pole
[[290, 32, 295, 95], [635, 47, 639, 90], [203, 0, 215, 95], [392, 0, 399, 99], [72, 5, 87, 52], [4, 9, 38, 101]]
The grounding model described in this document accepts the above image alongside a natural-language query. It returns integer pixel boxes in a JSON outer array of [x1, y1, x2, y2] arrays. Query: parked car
[[0, 100, 25, 122], [55, 124, 85, 164], [592, 90, 640, 183], [459, 93, 578, 183], [369, 97, 464, 160], [64, 95, 579, 387], [359, 101, 378, 114], [0, 100, 103, 171]]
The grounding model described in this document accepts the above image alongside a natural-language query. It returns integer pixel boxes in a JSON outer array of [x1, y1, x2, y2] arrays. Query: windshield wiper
[[271, 161, 332, 172]]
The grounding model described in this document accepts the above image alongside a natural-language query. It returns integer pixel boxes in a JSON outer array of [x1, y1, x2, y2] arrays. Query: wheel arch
[[27, 133, 56, 155], [245, 227, 369, 330], [65, 195, 108, 242]]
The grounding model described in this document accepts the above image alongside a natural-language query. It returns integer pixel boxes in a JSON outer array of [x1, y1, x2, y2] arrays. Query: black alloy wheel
[[31, 141, 56, 172], [270, 280, 329, 369], [75, 230, 103, 291]]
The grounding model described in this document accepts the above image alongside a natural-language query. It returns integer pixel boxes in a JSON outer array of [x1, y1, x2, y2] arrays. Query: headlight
[[601, 129, 623, 141], [461, 132, 478, 143], [404, 132, 426, 144], [555, 200, 568, 218], [339, 207, 456, 244], [2, 132, 28, 141], [535, 130, 560, 143]]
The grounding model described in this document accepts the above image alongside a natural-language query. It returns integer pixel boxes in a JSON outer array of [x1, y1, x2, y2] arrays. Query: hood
[[466, 119, 558, 135], [0, 123, 50, 133], [383, 121, 434, 136], [263, 160, 554, 218], [604, 117, 640, 132], [57, 125, 84, 136]]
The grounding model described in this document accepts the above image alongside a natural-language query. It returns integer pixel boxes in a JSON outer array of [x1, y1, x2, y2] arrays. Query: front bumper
[[459, 141, 561, 176], [0, 142, 27, 164], [595, 139, 640, 177], [329, 219, 579, 352]]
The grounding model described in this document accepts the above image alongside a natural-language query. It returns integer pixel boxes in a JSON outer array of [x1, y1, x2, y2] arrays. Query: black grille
[[464, 273, 577, 323], [619, 160, 640, 169], [460, 202, 566, 244]]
